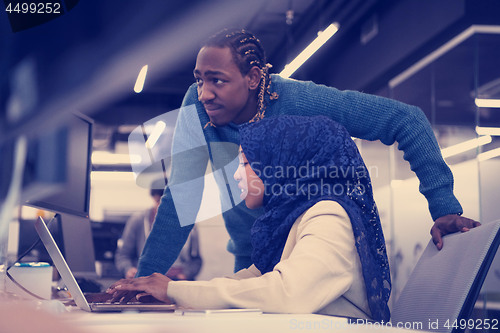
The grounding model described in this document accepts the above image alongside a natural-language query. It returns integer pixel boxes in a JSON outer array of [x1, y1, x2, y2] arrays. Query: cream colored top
[[167, 200, 371, 318]]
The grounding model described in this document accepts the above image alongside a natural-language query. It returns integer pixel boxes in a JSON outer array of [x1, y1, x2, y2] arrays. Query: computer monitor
[[15, 212, 97, 280], [57, 212, 97, 279], [23, 112, 93, 217], [9, 112, 97, 279]]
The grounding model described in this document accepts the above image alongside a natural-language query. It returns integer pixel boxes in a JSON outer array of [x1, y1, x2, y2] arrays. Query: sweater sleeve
[[137, 86, 210, 276], [167, 201, 358, 314], [275, 77, 462, 220]]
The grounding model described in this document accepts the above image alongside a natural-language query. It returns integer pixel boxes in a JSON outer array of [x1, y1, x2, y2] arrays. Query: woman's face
[[233, 149, 264, 209], [194, 46, 259, 126]]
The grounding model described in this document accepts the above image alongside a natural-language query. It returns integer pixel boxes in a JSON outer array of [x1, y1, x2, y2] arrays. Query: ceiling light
[[441, 135, 492, 158], [134, 65, 148, 93], [475, 98, 500, 108], [92, 151, 141, 165], [476, 126, 500, 136], [91, 171, 136, 182], [118, 125, 140, 134], [145, 121, 166, 149], [478, 147, 500, 162], [279, 23, 339, 78]]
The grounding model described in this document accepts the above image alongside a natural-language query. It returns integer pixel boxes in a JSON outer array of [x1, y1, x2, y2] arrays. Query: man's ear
[[247, 66, 262, 90]]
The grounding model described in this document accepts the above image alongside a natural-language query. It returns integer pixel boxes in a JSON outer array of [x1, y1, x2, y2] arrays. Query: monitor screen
[[16, 213, 97, 280], [58, 213, 97, 279], [23, 112, 93, 217]]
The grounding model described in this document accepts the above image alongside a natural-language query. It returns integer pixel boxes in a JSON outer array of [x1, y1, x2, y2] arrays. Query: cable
[[6, 214, 58, 271], [5, 214, 58, 300], [5, 270, 45, 300]]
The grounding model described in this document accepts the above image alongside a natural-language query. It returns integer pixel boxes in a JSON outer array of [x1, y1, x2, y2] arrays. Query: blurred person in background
[[115, 183, 202, 281]]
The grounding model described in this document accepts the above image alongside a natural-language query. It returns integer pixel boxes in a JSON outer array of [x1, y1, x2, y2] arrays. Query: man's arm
[[137, 90, 210, 276], [277, 77, 479, 245]]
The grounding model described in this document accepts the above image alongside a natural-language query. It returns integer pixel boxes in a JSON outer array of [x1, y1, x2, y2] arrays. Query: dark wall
[[319, 0, 467, 92]]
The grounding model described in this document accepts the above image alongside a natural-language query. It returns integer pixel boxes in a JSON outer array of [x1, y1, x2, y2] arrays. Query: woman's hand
[[106, 273, 173, 303]]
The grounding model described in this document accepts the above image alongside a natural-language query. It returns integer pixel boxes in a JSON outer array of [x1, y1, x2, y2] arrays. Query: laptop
[[35, 216, 176, 312]]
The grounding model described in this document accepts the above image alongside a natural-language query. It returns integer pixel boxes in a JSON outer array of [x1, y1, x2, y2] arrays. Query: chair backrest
[[391, 220, 500, 333]]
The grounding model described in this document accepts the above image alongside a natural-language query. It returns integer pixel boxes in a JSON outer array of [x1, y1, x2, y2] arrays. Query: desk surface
[[0, 298, 421, 333], [60, 308, 419, 333]]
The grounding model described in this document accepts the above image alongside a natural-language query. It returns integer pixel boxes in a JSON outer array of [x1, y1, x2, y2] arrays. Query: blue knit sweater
[[137, 74, 462, 276]]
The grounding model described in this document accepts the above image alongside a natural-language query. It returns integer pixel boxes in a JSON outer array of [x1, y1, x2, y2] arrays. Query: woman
[[109, 115, 391, 321]]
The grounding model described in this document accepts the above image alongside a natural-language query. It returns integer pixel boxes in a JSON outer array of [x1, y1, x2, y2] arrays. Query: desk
[[0, 298, 421, 333], [59, 309, 418, 333]]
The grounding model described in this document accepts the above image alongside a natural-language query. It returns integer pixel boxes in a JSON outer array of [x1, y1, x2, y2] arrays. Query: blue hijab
[[239, 115, 391, 321]]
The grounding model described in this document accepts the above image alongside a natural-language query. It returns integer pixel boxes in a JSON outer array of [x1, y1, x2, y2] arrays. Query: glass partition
[[358, 28, 500, 312]]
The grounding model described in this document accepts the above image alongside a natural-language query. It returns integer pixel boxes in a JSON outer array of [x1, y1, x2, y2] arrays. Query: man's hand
[[107, 273, 173, 303], [431, 214, 481, 250]]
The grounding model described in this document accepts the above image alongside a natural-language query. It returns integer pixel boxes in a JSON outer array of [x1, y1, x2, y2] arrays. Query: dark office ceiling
[[1, 0, 500, 148], [83, 0, 500, 133], [0, 0, 383, 143]]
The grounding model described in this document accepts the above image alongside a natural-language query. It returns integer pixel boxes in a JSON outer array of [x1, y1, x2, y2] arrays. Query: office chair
[[391, 220, 500, 333]]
